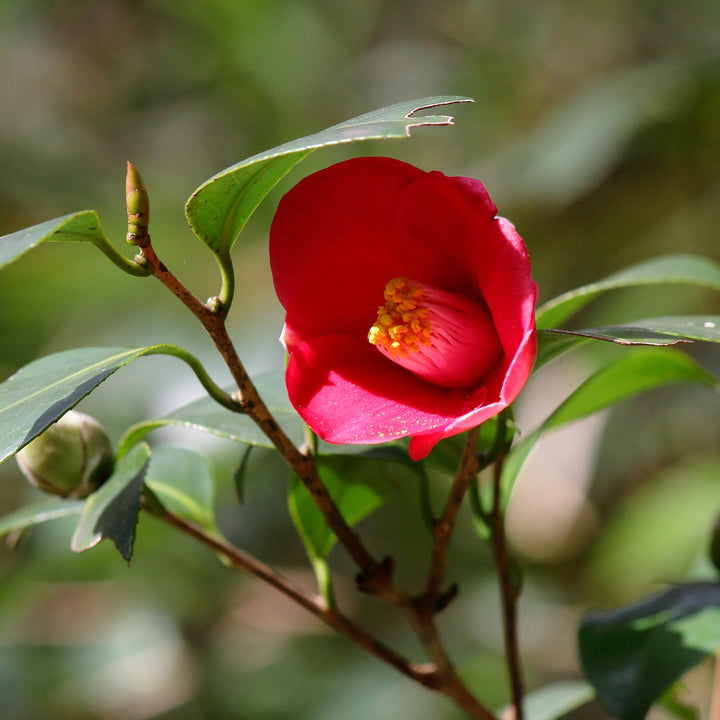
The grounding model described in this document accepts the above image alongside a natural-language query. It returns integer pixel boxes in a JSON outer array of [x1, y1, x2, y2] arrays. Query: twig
[[151, 504, 431, 684], [424, 427, 480, 606], [126, 167, 498, 718], [150, 503, 497, 720], [135, 231, 385, 584], [490, 453, 524, 719]]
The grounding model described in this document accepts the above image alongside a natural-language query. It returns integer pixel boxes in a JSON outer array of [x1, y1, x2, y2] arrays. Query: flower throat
[[368, 277, 503, 389]]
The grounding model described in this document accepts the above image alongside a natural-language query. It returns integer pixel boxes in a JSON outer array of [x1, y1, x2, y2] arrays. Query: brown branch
[[138, 237, 384, 584], [424, 427, 480, 607], [151, 504, 497, 720], [151, 505, 431, 684], [490, 454, 524, 720], [137, 241, 217, 324], [405, 610, 498, 720], [134, 230, 498, 719]]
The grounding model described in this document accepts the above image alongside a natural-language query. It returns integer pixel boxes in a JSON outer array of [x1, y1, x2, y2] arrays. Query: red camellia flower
[[270, 157, 538, 460]]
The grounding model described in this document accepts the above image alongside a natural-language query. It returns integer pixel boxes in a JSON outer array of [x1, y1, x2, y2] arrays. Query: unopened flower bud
[[126, 161, 150, 246], [16, 411, 114, 498]]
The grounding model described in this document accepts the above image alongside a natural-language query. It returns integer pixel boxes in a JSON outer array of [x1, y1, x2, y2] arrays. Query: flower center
[[367, 277, 503, 389]]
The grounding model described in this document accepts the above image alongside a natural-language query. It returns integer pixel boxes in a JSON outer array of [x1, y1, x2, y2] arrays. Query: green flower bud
[[126, 161, 149, 246], [16, 411, 114, 498]]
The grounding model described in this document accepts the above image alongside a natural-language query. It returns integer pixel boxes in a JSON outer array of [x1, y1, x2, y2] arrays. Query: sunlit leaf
[[501, 348, 717, 505], [0, 498, 84, 538], [0, 210, 106, 270], [541, 326, 690, 347], [536, 316, 720, 369], [118, 371, 384, 458], [0, 345, 203, 465], [185, 96, 472, 257], [579, 583, 720, 720], [288, 451, 403, 561], [144, 446, 219, 534], [547, 315, 720, 346], [71, 443, 150, 561], [118, 371, 305, 456], [604, 315, 720, 342], [536, 256, 720, 330], [0, 347, 151, 464]]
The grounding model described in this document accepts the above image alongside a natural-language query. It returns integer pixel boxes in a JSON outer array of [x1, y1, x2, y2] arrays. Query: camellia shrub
[[1, 97, 720, 720]]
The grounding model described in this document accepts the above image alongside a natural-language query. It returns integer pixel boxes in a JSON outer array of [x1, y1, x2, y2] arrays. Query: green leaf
[[501, 348, 717, 505], [185, 96, 472, 257], [71, 443, 151, 561], [536, 255, 720, 330], [0, 344, 227, 465], [579, 582, 720, 720], [0, 347, 151, 464], [288, 452, 400, 561], [536, 316, 720, 369], [118, 371, 305, 456], [535, 330, 590, 370], [0, 210, 149, 277], [540, 326, 691, 349], [0, 498, 84, 538], [545, 315, 720, 347], [630, 315, 720, 341], [514, 680, 595, 720], [0, 210, 106, 270], [144, 446, 219, 534], [118, 370, 388, 458]]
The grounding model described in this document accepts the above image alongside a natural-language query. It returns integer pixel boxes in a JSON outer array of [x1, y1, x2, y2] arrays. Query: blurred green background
[[1, 1, 720, 718]]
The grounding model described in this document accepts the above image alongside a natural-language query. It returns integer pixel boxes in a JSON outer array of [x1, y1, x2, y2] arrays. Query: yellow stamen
[[367, 276, 504, 389], [368, 278, 433, 358]]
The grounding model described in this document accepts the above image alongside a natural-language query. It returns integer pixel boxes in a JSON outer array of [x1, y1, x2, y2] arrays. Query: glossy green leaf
[[536, 316, 720, 369], [0, 347, 150, 464], [144, 446, 219, 534], [185, 96, 472, 257], [288, 451, 401, 561], [547, 315, 720, 346], [598, 315, 720, 343], [579, 582, 720, 720], [515, 680, 595, 720], [0, 210, 105, 270], [0, 345, 203, 465], [501, 348, 717, 505], [71, 443, 150, 561], [118, 371, 305, 456], [0, 210, 150, 277], [0, 498, 84, 538], [536, 255, 720, 330], [535, 330, 589, 369], [118, 370, 383, 458]]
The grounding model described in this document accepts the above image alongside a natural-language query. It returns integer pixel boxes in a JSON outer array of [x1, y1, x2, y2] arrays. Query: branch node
[[435, 582, 459, 613], [356, 555, 394, 595]]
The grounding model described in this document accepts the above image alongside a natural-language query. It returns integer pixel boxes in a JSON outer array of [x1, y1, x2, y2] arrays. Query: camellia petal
[[270, 157, 537, 459]]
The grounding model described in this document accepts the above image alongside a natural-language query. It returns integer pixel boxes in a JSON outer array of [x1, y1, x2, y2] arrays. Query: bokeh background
[[1, 1, 720, 718]]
